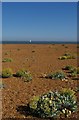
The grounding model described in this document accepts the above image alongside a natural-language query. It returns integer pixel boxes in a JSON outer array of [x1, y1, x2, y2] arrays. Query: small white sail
[[30, 40, 31, 43]]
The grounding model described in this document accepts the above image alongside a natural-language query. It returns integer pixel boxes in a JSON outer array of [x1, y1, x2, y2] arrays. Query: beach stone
[[41, 73, 47, 78]]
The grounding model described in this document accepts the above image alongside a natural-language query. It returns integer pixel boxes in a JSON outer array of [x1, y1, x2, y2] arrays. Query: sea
[[1, 41, 78, 44]]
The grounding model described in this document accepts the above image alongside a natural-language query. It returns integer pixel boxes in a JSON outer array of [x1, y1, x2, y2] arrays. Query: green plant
[[29, 96, 40, 111], [2, 68, 13, 78], [46, 71, 66, 80], [67, 55, 75, 59], [2, 58, 13, 62], [16, 69, 26, 77], [29, 89, 77, 118], [58, 56, 67, 60], [59, 88, 77, 118], [70, 67, 77, 73], [64, 65, 74, 70], [66, 53, 75, 59], [63, 53, 70, 56], [70, 72, 77, 77], [16, 69, 32, 82], [63, 66, 79, 79], [70, 67, 79, 74], [58, 53, 75, 60], [29, 91, 61, 118]]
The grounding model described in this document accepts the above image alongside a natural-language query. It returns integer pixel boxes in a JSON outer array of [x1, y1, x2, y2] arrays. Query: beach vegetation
[[58, 56, 67, 60], [2, 68, 13, 78], [2, 58, 13, 62], [70, 72, 77, 78], [63, 65, 74, 70], [58, 53, 75, 60], [46, 71, 66, 80], [15, 69, 32, 82], [29, 88, 77, 118], [63, 65, 79, 79]]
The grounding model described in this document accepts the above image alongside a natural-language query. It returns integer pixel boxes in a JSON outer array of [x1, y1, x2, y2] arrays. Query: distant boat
[[30, 40, 31, 43]]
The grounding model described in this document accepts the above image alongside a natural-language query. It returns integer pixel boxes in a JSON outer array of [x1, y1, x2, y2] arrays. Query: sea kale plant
[[70, 67, 79, 75], [2, 58, 13, 62], [15, 69, 32, 82], [58, 53, 75, 60], [29, 91, 61, 118], [2, 68, 13, 78], [63, 65, 79, 79], [58, 88, 77, 118], [46, 71, 66, 80], [29, 88, 77, 118], [63, 65, 74, 71]]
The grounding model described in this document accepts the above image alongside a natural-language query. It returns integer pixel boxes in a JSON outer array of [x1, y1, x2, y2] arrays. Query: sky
[[2, 2, 77, 41], [2, 0, 78, 2]]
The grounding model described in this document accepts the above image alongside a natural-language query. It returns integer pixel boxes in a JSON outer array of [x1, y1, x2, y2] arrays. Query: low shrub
[[64, 65, 74, 70], [16, 69, 32, 82], [67, 56, 75, 59], [65, 67, 79, 79], [29, 96, 40, 112], [16, 69, 27, 77], [58, 53, 75, 60], [64, 53, 70, 56], [29, 88, 77, 118], [70, 72, 77, 78], [29, 91, 61, 118], [70, 67, 77, 73], [58, 56, 67, 60], [59, 88, 77, 117], [46, 71, 66, 80], [2, 68, 13, 78], [70, 67, 79, 74], [2, 58, 13, 62], [63, 66, 79, 78]]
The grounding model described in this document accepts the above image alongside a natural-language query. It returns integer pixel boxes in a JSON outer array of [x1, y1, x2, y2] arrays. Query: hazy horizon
[[2, 2, 77, 42]]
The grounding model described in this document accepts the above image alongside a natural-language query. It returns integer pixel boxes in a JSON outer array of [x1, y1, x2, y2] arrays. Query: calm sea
[[0, 41, 78, 44]]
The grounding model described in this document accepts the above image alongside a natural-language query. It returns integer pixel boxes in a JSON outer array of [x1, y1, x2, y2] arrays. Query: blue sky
[[2, 0, 78, 2], [2, 2, 77, 41]]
